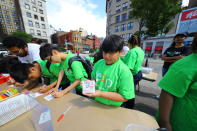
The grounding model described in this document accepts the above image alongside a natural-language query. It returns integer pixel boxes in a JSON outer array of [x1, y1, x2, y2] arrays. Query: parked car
[[82, 51, 89, 54]]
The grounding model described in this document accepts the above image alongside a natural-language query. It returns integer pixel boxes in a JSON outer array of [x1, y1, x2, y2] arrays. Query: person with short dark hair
[[122, 35, 145, 109], [3, 36, 41, 63], [8, 60, 69, 92], [39, 44, 88, 97], [31, 37, 42, 44], [158, 33, 197, 131], [161, 33, 191, 76], [83, 35, 135, 106], [0, 56, 20, 74]]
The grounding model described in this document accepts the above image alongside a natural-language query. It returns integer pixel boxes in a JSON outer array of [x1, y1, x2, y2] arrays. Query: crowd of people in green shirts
[[0, 33, 197, 131]]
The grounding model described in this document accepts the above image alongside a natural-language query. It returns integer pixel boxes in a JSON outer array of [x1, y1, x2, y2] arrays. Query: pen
[[57, 106, 72, 122]]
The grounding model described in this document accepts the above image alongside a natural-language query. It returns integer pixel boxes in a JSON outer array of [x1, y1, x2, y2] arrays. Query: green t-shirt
[[37, 60, 66, 84], [158, 54, 197, 131], [91, 58, 135, 106], [85, 56, 94, 64], [60, 53, 88, 91], [123, 47, 145, 75]]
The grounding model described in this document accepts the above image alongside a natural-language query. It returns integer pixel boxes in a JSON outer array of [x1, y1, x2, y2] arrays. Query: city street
[[135, 58, 163, 116]]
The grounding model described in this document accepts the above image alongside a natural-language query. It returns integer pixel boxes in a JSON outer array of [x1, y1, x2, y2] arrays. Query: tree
[[10, 31, 33, 43], [130, 0, 182, 37]]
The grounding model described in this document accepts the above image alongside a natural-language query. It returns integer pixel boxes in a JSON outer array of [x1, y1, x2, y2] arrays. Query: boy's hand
[[39, 85, 51, 93], [47, 88, 58, 95], [83, 90, 102, 97], [51, 90, 67, 98]]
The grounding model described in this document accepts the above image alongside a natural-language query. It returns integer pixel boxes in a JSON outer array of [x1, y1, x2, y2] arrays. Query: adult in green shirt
[[83, 35, 135, 106], [39, 44, 88, 97], [158, 34, 197, 131], [122, 35, 144, 109]]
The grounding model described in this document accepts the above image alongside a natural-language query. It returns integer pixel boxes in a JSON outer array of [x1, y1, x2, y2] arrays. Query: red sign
[[155, 46, 163, 51], [181, 8, 197, 21], [145, 46, 152, 50]]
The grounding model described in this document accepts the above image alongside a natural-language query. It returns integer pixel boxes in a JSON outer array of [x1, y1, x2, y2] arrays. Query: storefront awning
[[145, 46, 152, 50], [155, 46, 163, 51]]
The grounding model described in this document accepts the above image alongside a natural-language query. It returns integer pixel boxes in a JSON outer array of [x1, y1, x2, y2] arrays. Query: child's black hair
[[9, 63, 34, 83], [101, 34, 124, 53], [128, 35, 141, 47], [2, 36, 27, 49], [93, 48, 103, 63], [39, 44, 61, 60], [0, 56, 21, 73]]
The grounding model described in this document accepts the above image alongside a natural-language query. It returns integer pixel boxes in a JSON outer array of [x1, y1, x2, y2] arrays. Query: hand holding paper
[[81, 80, 96, 94]]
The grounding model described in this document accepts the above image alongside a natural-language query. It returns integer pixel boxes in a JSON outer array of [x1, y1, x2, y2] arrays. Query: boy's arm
[[47, 70, 64, 94], [159, 90, 173, 131], [52, 79, 81, 98], [84, 91, 128, 102], [55, 70, 64, 89]]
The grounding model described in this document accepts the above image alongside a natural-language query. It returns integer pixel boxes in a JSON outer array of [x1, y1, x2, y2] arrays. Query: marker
[[57, 106, 72, 122]]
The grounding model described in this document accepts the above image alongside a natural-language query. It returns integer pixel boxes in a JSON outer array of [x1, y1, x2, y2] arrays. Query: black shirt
[[163, 46, 191, 69]]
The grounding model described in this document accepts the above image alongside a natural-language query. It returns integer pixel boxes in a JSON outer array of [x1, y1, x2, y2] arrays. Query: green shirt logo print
[[96, 73, 113, 90]]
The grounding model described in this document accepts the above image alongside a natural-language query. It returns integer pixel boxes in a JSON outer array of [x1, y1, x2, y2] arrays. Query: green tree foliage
[[130, 0, 182, 37], [10, 31, 33, 43]]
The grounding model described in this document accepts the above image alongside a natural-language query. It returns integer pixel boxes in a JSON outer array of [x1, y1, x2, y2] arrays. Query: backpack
[[68, 55, 93, 79]]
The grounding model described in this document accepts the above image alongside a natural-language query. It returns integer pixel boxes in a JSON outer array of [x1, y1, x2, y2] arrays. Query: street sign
[[177, 7, 197, 34]]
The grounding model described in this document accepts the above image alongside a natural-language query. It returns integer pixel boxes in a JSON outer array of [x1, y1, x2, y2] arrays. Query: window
[[38, 1, 42, 7], [121, 13, 127, 21], [28, 20, 33, 27], [37, 30, 41, 36], [34, 14, 38, 20], [6, 19, 11, 24], [116, 5, 121, 12], [26, 12, 32, 18], [25, 4, 30, 9], [126, 33, 132, 39], [31, 0, 35, 4], [39, 9, 43, 14], [116, 15, 120, 23], [41, 24, 46, 29], [122, 34, 126, 39], [30, 29, 34, 35], [127, 22, 133, 30], [35, 22, 40, 28], [41, 17, 45, 21], [43, 31, 47, 37], [118, 25, 121, 32], [108, 1, 112, 9], [122, 2, 128, 10], [121, 24, 126, 31], [115, 26, 118, 32], [32, 7, 37, 12]]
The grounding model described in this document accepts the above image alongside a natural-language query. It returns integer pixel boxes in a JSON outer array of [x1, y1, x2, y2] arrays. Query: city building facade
[[18, 0, 50, 42], [106, 0, 181, 57], [189, 0, 197, 8], [0, 0, 24, 41]]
